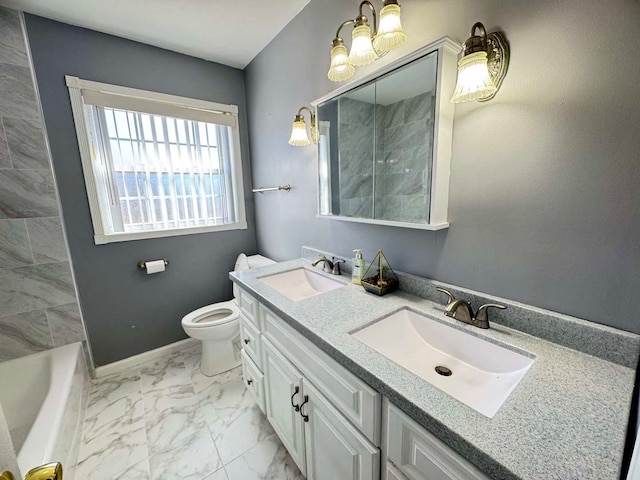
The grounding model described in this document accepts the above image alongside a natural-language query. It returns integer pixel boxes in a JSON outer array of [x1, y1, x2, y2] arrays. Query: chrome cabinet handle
[[290, 386, 300, 412], [299, 395, 309, 422], [243, 338, 250, 344], [436, 287, 456, 304]]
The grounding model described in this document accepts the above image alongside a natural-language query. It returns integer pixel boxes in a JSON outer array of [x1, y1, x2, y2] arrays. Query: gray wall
[[25, 15, 257, 365], [245, 0, 640, 333], [0, 8, 88, 363]]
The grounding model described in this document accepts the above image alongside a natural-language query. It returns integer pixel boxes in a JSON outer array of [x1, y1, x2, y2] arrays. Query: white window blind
[[66, 76, 246, 244]]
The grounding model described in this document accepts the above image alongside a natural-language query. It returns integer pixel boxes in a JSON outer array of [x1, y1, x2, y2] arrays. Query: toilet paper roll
[[145, 260, 166, 274]]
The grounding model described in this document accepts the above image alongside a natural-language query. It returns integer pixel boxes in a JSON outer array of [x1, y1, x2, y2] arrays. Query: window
[[66, 76, 246, 244]]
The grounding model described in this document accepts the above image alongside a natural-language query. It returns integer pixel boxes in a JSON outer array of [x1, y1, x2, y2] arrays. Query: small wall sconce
[[328, 0, 407, 82], [288, 106, 317, 147], [450, 22, 509, 103]]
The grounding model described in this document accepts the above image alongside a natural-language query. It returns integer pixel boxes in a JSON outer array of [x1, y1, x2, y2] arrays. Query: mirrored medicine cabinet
[[312, 37, 460, 230]]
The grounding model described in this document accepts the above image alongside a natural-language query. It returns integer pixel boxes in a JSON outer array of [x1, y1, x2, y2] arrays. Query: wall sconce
[[288, 106, 317, 147], [450, 22, 509, 103], [328, 0, 407, 82]]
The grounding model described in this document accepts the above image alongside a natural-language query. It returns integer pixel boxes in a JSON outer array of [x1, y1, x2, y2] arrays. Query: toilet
[[181, 253, 275, 376]]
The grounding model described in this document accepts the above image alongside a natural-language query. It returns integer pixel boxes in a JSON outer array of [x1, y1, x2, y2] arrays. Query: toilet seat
[[181, 253, 276, 376], [181, 300, 239, 329]]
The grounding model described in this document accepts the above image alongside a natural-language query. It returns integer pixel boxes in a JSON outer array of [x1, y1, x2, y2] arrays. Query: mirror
[[315, 37, 459, 230]]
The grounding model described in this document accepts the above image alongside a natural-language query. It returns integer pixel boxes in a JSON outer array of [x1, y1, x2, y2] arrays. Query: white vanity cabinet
[[237, 287, 381, 480], [262, 331, 380, 480], [236, 287, 490, 480]]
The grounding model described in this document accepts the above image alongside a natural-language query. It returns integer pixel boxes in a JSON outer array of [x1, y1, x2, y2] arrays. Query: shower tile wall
[[337, 97, 374, 218], [376, 91, 434, 223], [337, 92, 435, 223], [0, 7, 88, 362]]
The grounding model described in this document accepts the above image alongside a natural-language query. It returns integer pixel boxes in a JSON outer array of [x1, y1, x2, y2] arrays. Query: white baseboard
[[95, 338, 199, 378]]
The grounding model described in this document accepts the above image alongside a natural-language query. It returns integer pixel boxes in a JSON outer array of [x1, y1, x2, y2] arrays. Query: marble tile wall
[[337, 97, 375, 218], [376, 91, 435, 223], [0, 7, 88, 363], [336, 91, 435, 223]]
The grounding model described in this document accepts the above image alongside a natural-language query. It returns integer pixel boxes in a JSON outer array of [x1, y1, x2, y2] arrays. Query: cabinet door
[[385, 462, 409, 480], [262, 304, 381, 445], [262, 337, 306, 475], [303, 379, 380, 480], [385, 401, 489, 480]]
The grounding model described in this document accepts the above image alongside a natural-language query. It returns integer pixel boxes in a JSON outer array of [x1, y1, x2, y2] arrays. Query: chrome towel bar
[[252, 184, 291, 194]]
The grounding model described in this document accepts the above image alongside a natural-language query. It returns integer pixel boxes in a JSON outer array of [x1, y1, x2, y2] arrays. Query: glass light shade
[[373, 4, 407, 52], [349, 24, 378, 66], [328, 43, 355, 82], [288, 120, 311, 146], [450, 51, 497, 103]]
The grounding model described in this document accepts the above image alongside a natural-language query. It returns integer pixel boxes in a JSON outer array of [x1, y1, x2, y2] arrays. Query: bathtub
[[0, 343, 89, 478]]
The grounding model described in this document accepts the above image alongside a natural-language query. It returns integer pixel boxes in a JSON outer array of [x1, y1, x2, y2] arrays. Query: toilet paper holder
[[138, 259, 169, 270]]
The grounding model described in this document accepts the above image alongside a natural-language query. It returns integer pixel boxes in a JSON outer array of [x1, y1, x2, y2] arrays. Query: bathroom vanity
[[230, 254, 639, 480]]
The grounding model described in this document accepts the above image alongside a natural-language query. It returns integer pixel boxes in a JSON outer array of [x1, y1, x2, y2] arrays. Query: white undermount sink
[[351, 308, 534, 417], [258, 268, 344, 301]]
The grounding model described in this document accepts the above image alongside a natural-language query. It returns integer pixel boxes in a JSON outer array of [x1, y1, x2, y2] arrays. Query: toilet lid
[[181, 301, 239, 328]]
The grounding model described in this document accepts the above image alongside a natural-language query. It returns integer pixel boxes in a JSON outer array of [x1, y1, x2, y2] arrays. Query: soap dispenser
[[352, 249, 365, 285]]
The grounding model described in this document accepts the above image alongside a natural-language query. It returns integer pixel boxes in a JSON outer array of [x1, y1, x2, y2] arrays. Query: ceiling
[[0, 0, 309, 68]]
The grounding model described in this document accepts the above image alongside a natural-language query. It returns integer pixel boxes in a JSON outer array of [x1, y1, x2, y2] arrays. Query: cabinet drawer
[[241, 349, 265, 412], [240, 314, 261, 369], [261, 305, 381, 446], [385, 401, 489, 480], [237, 288, 259, 328]]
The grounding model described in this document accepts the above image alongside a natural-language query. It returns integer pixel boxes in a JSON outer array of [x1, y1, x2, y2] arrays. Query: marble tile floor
[[76, 345, 305, 480]]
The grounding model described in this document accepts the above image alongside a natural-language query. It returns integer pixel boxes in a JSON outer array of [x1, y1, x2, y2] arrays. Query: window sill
[[94, 222, 248, 245]]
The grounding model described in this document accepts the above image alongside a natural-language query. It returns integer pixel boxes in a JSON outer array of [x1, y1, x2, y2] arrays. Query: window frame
[[66, 75, 247, 245]]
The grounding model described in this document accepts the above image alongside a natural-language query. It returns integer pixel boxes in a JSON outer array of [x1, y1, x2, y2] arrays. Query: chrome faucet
[[436, 288, 507, 329], [312, 255, 344, 275]]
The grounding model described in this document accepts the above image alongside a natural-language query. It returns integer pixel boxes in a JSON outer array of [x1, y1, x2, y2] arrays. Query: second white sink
[[258, 268, 344, 301], [351, 308, 534, 417]]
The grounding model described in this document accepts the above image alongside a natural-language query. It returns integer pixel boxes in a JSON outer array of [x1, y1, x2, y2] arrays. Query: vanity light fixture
[[288, 106, 317, 147], [328, 38, 355, 82], [327, 0, 407, 82], [374, 0, 407, 51], [450, 22, 509, 103], [349, 17, 378, 66]]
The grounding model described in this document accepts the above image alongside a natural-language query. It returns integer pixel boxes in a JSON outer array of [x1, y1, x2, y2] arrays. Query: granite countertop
[[231, 258, 638, 480]]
